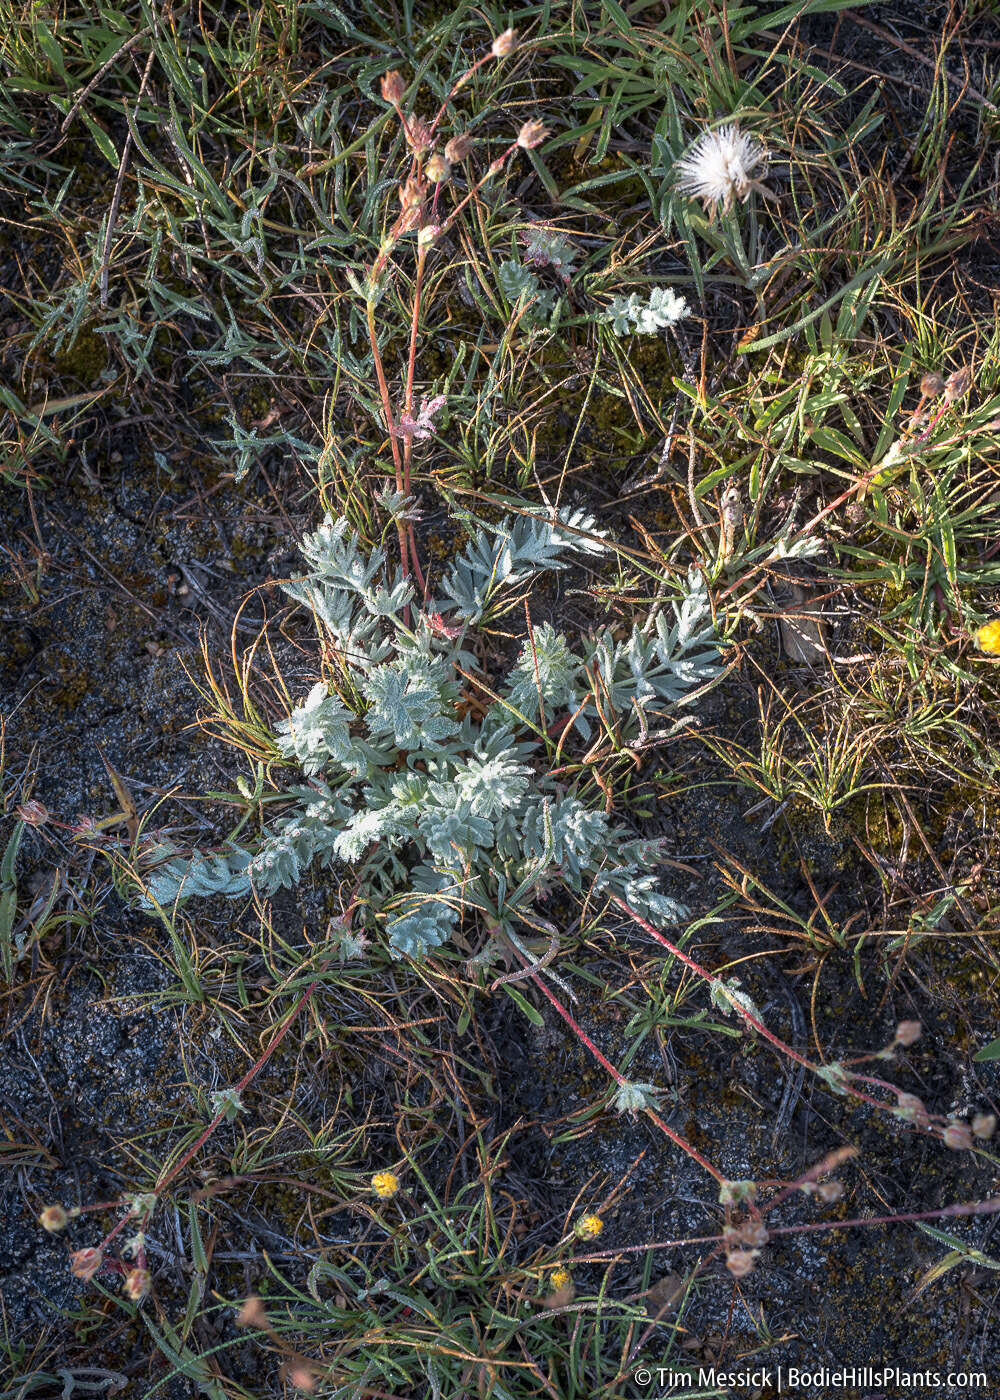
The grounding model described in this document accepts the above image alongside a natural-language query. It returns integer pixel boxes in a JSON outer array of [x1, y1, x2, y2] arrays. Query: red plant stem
[[97, 975, 325, 1254], [609, 896, 933, 1128], [436, 143, 519, 236], [609, 895, 816, 1073], [365, 296, 410, 581], [95, 1212, 136, 1252], [154, 977, 322, 1195], [570, 1195, 1000, 1265], [759, 1146, 858, 1216], [848, 1069, 913, 1095], [514, 952, 726, 1183], [429, 52, 492, 139], [915, 398, 951, 443], [763, 1196, 1000, 1239], [402, 240, 428, 594]]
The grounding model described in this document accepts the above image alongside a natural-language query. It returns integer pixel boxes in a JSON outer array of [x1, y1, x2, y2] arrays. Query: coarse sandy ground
[[3, 3, 1000, 1398]]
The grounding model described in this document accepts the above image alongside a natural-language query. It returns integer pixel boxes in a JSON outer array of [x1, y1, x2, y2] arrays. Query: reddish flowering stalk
[[151, 976, 321, 1196], [568, 1195, 1000, 1266], [763, 1195, 1000, 1240], [400, 237, 429, 594], [427, 29, 518, 144], [367, 48, 549, 594], [364, 297, 410, 582], [608, 895, 951, 1136], [759, 1145, 858, 1216], [609, 894, 816, 1073]]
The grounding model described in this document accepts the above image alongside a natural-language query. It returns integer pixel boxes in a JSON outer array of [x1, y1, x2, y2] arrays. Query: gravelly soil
[[4, 4, 1000, 1391], [3, 436, 1000, 1398]]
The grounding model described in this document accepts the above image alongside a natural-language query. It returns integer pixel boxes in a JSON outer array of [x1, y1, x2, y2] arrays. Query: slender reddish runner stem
[[609, 894, 940, 1129], [514, 951, 726, 1183]]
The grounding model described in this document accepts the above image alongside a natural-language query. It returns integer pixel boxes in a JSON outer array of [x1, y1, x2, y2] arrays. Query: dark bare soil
[[3, 2, 1000, 1396], [3, 449, 999, 1396]]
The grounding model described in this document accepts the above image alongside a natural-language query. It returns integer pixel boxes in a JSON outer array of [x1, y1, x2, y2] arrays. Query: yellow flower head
[[549, 1267, 572, 1291], [976, 620, 1000, 655], [575, 1213, 603, 1241], [371, 1171, 399, 1199]]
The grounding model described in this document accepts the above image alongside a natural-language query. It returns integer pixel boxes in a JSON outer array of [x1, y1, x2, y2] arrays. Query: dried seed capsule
[[237, 1296, 269, 1328], [404, 116, 433, 155], [445, 132, 474, 163], [944, 366, 972, 402], [895, 1092, 930, 1129], [39, 1205, 69, 1233], [123, 1267, 152, 1301], [380, 70, 406, 104], [398, 177, 423, 210], [942, 1120, 974, 1151], [972, 1112, 997, 1140], [69, 1247, 103, 1280], [425, 153, 450, 185]]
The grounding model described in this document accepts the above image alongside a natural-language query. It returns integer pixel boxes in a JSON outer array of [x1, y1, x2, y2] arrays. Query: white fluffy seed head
[[675, 125, 768, 212]]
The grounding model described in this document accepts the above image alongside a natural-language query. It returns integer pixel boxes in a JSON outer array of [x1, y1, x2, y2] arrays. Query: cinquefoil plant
[[140, 508, 722, 960]]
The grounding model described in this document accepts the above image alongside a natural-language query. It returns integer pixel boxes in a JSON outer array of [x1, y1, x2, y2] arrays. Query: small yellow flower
[[976, 620, 1000, 654], [549, 1267, 572, 1291], [575, 1213, 603, 1241], [371, 1171, 399, 1199]]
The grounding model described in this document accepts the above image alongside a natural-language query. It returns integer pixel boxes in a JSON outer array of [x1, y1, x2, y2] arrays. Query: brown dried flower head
[[380, 70, 406, 105], [517, 120, 549, 151], [445, 132, 474, 163], [16, 799, 49, 826], [919, 371, 945, 398], [739, 1219, 770, 1248], [283, 1364, 317, 1392], [39, 1204, 69, 1233], [237, 1295, 270, 1329], [942, 1120, 974, 1151], [69, 1247, 103, 1281], [404, 116, 434, 155], [396, 178, 424, 235], [895, 1091, 930, 1128], [944, 366, 972, 402], [491, 28, 518, 58], [725, 1250, 757, 1278], [123, 1267, 151, 1301], [398, 177, 424, 210]]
